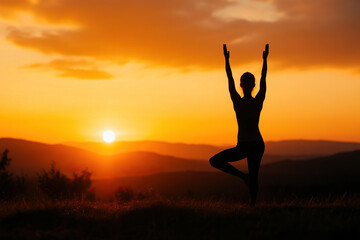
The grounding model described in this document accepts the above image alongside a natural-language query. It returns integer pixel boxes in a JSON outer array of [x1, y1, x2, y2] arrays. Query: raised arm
[[223, 44, 241, 103], [256, 43, 269, 102]]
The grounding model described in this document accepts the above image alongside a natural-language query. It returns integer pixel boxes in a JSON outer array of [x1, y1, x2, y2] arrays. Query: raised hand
[[263, 43, 269, 59], [223, 44, 230, 59]]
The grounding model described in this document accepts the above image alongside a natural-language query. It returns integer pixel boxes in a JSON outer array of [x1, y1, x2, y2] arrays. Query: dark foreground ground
[[1, 198, 359, 240]]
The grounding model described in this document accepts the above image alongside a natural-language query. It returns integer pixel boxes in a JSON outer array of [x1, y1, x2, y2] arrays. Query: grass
[[1, 197, 359, 239]]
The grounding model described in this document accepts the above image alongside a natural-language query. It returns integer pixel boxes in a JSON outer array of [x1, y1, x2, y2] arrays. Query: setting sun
[[103, 130, 115, 143]]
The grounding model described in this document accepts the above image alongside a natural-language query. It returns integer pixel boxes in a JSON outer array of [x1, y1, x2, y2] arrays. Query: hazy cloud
[[25, 59, 112, 79], [1, 0, 360, 71], [213, 0, 285, 22]]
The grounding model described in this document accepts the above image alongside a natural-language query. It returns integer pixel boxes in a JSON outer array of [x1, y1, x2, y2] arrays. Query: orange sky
[[0, 0, 359, 145]]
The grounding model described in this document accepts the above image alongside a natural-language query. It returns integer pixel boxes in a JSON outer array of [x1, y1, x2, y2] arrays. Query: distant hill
[[0, 138, 314, 178], [93, 150, 360, 198], [1, 138, 360, 180], [65, 140, 223, 159], [260, 150, 360, 185], [0, 138, 104, 177], [0, 138, 212, 178], [65, 139, 360, 160], [1, 138, 359, 199], [265, 140, 360, 156]]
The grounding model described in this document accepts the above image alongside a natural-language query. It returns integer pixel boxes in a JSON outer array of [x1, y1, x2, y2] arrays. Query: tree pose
[[210, 43, 269, 205]]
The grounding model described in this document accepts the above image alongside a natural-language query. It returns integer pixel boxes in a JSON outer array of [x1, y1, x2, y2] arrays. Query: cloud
[[1, 0, 360, 71], [213, 0, 285, 22], [25, 59, 112, 79]]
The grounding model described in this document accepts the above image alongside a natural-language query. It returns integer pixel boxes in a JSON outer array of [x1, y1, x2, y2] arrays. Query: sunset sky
[[0, 0, 359, 145]]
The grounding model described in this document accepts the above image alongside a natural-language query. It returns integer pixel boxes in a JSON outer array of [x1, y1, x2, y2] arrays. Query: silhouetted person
[[210, 43, 269, 205]]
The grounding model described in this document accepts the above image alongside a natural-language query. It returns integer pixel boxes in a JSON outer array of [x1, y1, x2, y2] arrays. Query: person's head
[[240, 72, 255, 95]]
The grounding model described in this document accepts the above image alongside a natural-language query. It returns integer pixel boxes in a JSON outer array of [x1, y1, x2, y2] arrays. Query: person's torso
[[234, 98, 263, 142]]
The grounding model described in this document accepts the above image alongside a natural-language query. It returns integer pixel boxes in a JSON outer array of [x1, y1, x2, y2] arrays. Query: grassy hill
[[1, 140, 359, 239], [1, 199, 359, 239]]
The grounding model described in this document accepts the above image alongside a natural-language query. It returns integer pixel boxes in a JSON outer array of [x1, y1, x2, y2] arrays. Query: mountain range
[[65, 139, 360, 159], [1, 138, 359, 179], [92, 150, 360, 198]]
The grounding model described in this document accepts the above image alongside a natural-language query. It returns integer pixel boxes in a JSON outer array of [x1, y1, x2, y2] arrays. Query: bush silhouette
[[38, 162, 71, 199], [0, 149, 11, 170], [0, 149, 27, 199], [115, 186, 134, 202], [71, 169, 94, 200], [0, 149, 14, 199], [38, 162, 94, 200]]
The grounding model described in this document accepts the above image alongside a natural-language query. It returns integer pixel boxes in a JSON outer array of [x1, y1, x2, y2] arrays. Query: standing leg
[[209, 147, 248, 182], [247, 142, 265, 206]]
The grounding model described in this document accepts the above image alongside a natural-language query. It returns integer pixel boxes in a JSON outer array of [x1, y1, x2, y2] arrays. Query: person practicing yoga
[[210, 43, 269, 205]]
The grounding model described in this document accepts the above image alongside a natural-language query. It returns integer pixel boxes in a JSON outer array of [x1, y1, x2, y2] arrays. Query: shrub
[[38, 162, 71, 199], [0, 149, 11, 171], [0, 149, 13, 199], [71, 169, 95, 200], [0, 149, 28, 199], [38, 162, 94, 200], [115, 186, 134, 202]]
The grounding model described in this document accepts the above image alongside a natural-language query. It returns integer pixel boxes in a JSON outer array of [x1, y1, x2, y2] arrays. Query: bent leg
[[247, 142, 265, 205], [209, 147, 247, 181]]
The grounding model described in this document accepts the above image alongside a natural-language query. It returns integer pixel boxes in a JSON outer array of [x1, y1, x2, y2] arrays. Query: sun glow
[[102, 130, 115, 143]]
